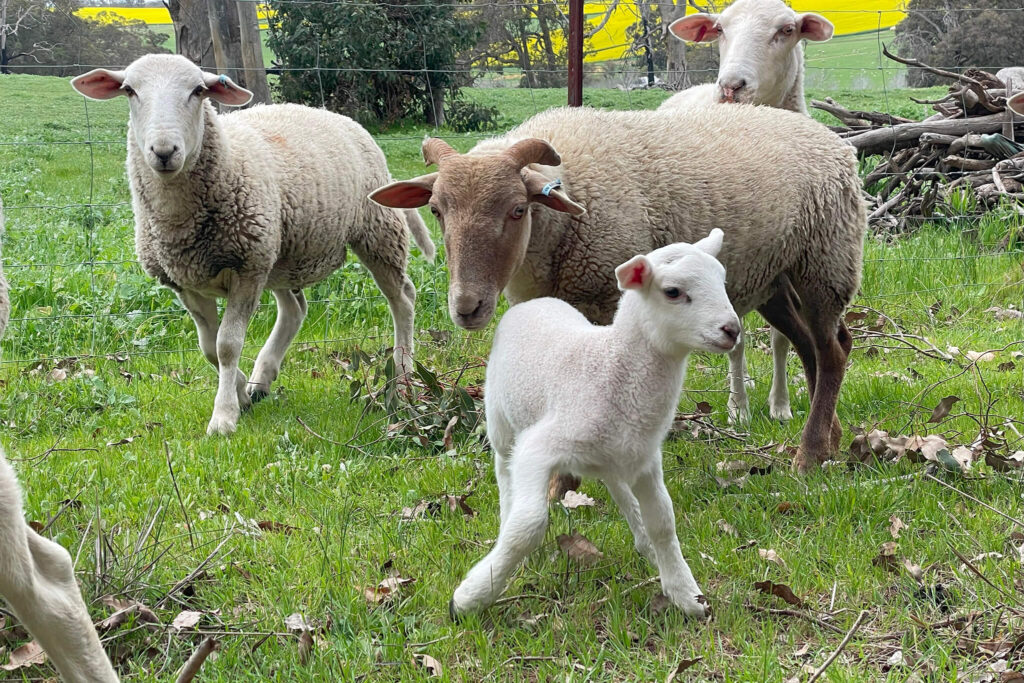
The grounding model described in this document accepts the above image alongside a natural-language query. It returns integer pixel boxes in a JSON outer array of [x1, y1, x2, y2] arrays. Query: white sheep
[[451, 232, 739, 617], [371, 105, 866, 473], [998, 67, 1024, 94], [660, 0, 833, 114], [1010, 91, 1024, 115], [0, 199, 118, 682], [71, 54, 434, 436], [660, 0, 834, 424]]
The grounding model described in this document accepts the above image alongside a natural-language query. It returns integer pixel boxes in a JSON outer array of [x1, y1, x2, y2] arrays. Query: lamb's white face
[[71, 54, 252, 177], [615, 230, 741, 357], [668, 0, 833, 107]]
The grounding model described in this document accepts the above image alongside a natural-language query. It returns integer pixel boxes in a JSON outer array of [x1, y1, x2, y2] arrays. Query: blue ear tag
[[541, 178, 562, 196], [218, 74, 228, 86]]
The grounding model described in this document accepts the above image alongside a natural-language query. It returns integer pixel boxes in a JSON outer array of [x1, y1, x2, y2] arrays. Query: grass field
[[1, 73, 1023, 682]]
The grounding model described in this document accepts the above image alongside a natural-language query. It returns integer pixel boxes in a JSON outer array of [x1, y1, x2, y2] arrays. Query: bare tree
[[0, 0, 44, 74]]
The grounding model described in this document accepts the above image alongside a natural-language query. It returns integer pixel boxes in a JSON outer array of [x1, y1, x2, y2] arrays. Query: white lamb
[[70, 54, 434, 436], [451, 231, 740, 617], [0, 198, 119, 682], [660, 0, 833, 114], [660, 0, 834, 425]]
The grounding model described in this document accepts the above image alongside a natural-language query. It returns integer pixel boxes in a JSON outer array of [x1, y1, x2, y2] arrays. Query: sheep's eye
[[191, 85, 205, 99], [779, 24, 795, 36], [663, 287, 690, 303], [122, 85, 136, 97], [510, 205, 526, 220], [714, 25, 724, 36], [429, 206, 441, 218]]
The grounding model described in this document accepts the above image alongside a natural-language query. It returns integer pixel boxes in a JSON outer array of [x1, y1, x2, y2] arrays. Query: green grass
[[1, 73, 1023, 682]]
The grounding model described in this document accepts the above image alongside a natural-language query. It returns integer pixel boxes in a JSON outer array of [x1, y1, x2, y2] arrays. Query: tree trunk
[[165, 0, 214, 68], [236, 0, 271, 104], [658, 0, 688, 89], [425, 84, 445, 126], [207, 0, 245, 87]]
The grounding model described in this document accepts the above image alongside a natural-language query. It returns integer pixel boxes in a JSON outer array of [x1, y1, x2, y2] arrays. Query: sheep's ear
[[668, 14, 720, 43], [1009, 92, 1024, 116], [71, 68, 127, 100], [797, 13, 833, 42], [694, 228, 724, 257], [615, 255, 653, 291], [522, 169, 586, 216], [369, 173, 438, 209], [201, 72, 254, 107]]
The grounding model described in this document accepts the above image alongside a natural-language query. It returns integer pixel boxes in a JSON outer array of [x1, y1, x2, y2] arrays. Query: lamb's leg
[[726, 331, 750, 424], [351, 244, 416, 376], [207, 282, 261, 436], [0, 456, 118, 683], [631, 463, 706, 618], [603, 479, 654, 563], [248, 289, 308, 402], [768, 327, 793, 421], [451, 431, 553, 614], [178, 290, 249, 415], [486, 409, 514, 529]]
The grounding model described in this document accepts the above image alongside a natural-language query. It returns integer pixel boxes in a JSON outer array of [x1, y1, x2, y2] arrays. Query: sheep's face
[[615, 230, 740, 358], [668, 0, 832, 107], [71, 55, 252, 177], [370, 138, 585, 330]]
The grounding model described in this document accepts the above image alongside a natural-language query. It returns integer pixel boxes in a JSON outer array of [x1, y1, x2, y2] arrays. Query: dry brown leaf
[[560, 490, 596, 510], [758, 548, 787, 569], [0, 641, 46, 671], [257, 520, 297, 534], [716, 460, 750, 474], [363, 576, 415, 605], [735, 539, 758, 551], [997, 361, 1017, 372], [26, 520, 43, 533], [889, 515, 907, 540], [987, 451, 1024, 472], [714, 474, 748, 489], [776, 501, 801, 515], [298, 629, 313, 666], [442, 415, 458, 451], [903, 558, 924, 583], [98, 595, 159, 629], [557, 532, 604, 566], [284, 613, 315, 632], [48, 368, 67, 383], [985, 306, 1023, 321], [650, 592, 672, 615], [665, 656, 703, 682], [873, 542, 900, 572], [694, 401, 712, 415], [414, 653, 443, 678], [106, 435, 141, 447], [966, 350, 997, 363], [171, 610, 203, 631], [927, 395, 960, 423], [400, 500, 433, 520], [716, 519, 738, 537], [792, 642, 810, 658], [444, 493, 476, 517], [753, 580, 802, 606]]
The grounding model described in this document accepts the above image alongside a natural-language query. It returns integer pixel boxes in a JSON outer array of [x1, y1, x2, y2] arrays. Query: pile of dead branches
[[811, 45, 1024, 232]]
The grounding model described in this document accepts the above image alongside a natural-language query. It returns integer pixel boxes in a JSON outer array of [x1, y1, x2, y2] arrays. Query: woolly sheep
[[71, 54, 435, 436], [451, 232, 740, 617], [659, 0, 833, 113], [370, 105, 866, 472], [0, 199, 119, 682], [998, 67, 1024, 94], [1010, 91, 1024, 115], [659, 0, 834, 423]]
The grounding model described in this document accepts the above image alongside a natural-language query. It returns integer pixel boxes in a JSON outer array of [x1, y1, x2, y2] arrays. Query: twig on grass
[[745, 603, 845, 635], [593, 575, 662, 607], [165, 441, 196, 552], [296, 416, 343, 445], [925, 473, 1024, 531], [157, 529, 234, 608], [175, 637, 219, 683], [949, 543, 1023, 606], [807, 610, 868, 683]]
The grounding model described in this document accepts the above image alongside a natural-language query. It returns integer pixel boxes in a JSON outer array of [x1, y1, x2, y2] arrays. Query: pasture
[[0, 73, 1023, 681]]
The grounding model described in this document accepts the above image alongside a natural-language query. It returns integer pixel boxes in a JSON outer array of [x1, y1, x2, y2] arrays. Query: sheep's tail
[[404, 208, 436, 263]]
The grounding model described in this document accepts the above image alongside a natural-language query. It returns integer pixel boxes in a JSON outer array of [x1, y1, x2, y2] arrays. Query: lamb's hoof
[[674, 596, 709, 620], [206, 414, 238, 436], [249, 388, 269, 404], [727, 407, 750, 426], [448, 598, 460, 622], [769, 406, 793, 422]]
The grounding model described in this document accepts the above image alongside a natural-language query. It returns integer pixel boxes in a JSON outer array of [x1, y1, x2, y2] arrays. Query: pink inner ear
[[696, 25, 708, 42], [370, 183, 432, 209], [627, 261, 647, 286]]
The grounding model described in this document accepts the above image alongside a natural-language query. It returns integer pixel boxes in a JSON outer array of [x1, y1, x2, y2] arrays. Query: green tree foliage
[[266, 0, 485, 126], [895, 0, 1024, 86], [2, 0, 168, 76]]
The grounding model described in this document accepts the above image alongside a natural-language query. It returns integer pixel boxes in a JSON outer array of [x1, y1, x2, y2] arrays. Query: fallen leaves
[[560, 490, 596, 510], [665, 656, 703, 682], [414, 653, 443, 677], [758, 548, 787, 569], [872, 542, 901, 572], [557, 532, 604, 566], [257, 520, 297, 534], [753, 580, 803, 607], [444, 493, 476, 517], [362, 576, 415, 605], [889, 516, 907, 540], [171, 610, 203, 631], [98, 595, 160, 632], [927, 395, 960, 423], [716, 519, 738, 537], [0, 641, 46, 671]]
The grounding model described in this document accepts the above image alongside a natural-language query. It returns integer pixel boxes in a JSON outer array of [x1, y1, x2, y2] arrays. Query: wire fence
[[0, 0, 1022, 377]]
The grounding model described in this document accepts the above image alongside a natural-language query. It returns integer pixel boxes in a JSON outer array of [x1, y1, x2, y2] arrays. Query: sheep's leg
[[757, 283, 817, 397], [631, 463, 706, 618], [603, 479, 654, 563], [726, 332, 750, 424], [451, 430, 553, 615], [178, 290, 250, 415], [207, 282, 261, 436], [0, 456, 118, 683], [768, 327, 793, 421], [791, 315, 849, 473], [248, 289, 307, 402], [486, 408, 515, 529], [351, 244, 416, 376]]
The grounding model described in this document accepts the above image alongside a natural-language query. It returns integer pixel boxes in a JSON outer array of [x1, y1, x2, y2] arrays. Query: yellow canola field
[[76, 1, 904, 62]]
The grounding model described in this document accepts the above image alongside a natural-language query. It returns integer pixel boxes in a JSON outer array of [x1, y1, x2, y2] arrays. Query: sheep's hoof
[[791, 448, 819, 474], [249, 388, 269, 404], [206, 414, 238, 436], [448, 598, 461, 622], [769, 406, 793, 422]]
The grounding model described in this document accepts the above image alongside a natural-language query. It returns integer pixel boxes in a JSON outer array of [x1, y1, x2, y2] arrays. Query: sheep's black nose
[[720, 322, 740, 342], [151, 145, 178, 166]]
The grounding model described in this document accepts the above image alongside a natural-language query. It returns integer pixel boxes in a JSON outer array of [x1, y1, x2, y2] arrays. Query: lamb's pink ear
[[1009, 92, 1024, 116], [615, 255, 653, 291], [369, 173, 438, 209], [693, 228, 724, 257], [201, 71, 253, 107], [522, 169, 586, 216], [668, 14, 720, 43], [797, 13, 833, 42], [70, 68, 127, 100]]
